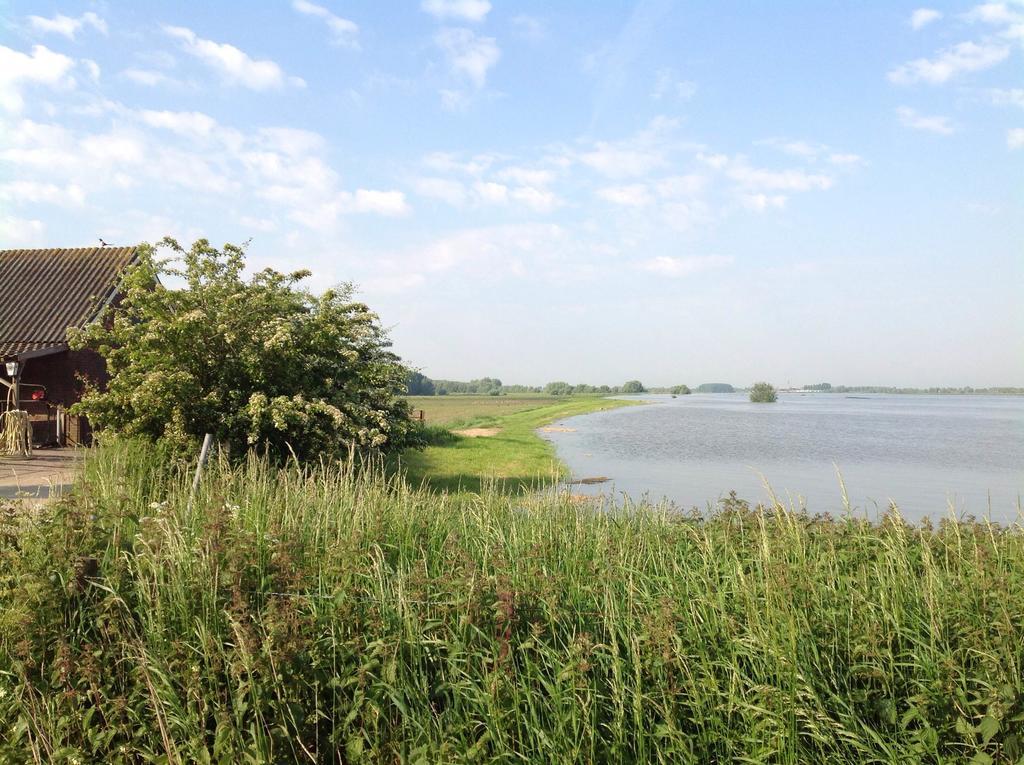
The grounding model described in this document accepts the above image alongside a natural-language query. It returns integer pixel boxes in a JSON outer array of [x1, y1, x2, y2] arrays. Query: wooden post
[[11, 367, 19, 412]]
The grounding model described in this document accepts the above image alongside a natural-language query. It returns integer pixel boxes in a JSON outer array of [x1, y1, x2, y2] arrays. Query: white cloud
[[0, 215, 44, 244], [639, 255, 733, 278], [510, 185, 561, 213], [421, 0, 491, 23], [27, 11, 107, 39], [291, 0, 359, 49], [474, 181, 509, 204], [413, 176, 467, 206], [423, 151, 496, 175], [757, 140, 863, 166], [964, 2, 1020, 25], [82, 59, 101, 82], [655, 174, 706, 197], [511, 15, 546, 42], [910, 8, 943, 29], [0, 44, 77, 112], [1008, 128, 1024, 148], [0, 180, 85, 207], [417, 223, 566, 277], [579, 143, 664, 178], [741, 193, 787, 211], [139, 109, 218, 138], [164, 25, 304, 90], [989, 87, 1024, 107], [652, 69, 697, 101], [439, 88, 470, 111], [888, 41, 1009, 85], [349, 189, 411, 215], [597, 184, 653, 207], [120, 68, 183, 88], [721, 158, 833, 191], [496, 166, 556, 186], [828, 152, 864, 165], [434, 27, 500, 89], [896, 106, 955, 134]]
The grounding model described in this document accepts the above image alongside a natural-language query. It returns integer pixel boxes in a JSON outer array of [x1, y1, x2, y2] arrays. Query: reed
[[2, 439, 1023, 763]]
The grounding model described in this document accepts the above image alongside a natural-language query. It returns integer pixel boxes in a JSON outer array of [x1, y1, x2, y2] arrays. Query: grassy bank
[[405, 394, 560, 427], [2, 441, 1024, 762], [400, 396, 637, 493]]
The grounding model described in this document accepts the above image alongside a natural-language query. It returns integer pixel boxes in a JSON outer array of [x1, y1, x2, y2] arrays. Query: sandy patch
[[572, 476, 610, 485], [540, 425, 576, 433], [453, 427, 501, 438]]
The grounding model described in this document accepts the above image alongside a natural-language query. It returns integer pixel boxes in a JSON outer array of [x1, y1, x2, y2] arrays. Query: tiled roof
[[0, 246, 138, 357]]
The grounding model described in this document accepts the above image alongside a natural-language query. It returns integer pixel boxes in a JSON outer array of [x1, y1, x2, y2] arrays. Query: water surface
[[543, 393, 1024, 523]]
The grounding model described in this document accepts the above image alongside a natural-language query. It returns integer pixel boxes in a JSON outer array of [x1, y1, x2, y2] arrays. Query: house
[[0, 246, 138, 446]]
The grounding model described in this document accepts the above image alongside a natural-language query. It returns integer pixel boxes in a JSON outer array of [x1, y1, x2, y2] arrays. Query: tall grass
[[2, 439, 1023, 763]]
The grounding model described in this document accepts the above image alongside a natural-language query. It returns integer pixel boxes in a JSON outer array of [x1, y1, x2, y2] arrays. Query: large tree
[[70, 238, 414, 461]]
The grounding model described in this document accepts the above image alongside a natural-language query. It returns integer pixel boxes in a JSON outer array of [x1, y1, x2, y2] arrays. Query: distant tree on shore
[[544, 381, 574, 396], [670, 385, 691, 395], [697, 383, 735, 393], [621, 380, 646, 394], [406, 371, 435, 396], [804, 382, 832, 391], [749, 382, 778, 403]]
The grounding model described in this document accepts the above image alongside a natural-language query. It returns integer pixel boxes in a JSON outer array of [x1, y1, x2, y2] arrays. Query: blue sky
[[1, 1, 1022, 387]]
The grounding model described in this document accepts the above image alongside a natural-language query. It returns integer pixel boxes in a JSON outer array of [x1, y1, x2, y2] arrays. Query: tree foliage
[[70, 238, 414, 461], [749, 382, 778, 403], [406, 371, 436, 396], [621, 380, 646, 394], [544, 381, 574, 396], [670, 385, 692, 395], [697, 383, 735, 393]]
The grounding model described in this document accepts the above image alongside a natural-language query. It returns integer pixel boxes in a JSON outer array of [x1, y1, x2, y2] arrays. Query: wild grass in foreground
[[2, 441, 1024, 763]]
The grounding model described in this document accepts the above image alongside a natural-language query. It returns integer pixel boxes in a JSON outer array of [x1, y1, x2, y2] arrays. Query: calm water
[[543, 394, 1024, 523]]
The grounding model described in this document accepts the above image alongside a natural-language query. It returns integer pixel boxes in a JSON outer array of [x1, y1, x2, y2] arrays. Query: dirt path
[[452, 427, 501, 438]]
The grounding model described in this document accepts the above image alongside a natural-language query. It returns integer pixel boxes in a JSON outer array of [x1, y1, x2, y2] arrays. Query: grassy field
[[2, 440, 1024, 763], [400, 396, 636, 493], [405, 394, 560, 428]]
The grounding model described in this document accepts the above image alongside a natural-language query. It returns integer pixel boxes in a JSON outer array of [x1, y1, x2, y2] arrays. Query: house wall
[[11, 348, 108, 445]]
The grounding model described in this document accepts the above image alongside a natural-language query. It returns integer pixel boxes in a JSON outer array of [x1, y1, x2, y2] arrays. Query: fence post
[[188, 433, 214, 509]]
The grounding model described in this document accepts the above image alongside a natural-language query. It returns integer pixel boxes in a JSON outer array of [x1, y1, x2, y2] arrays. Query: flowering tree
[[71, 237, 414, 461]]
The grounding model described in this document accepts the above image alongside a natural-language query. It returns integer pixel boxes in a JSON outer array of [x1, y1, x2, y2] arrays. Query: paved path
[[0, 448, 80, 499]]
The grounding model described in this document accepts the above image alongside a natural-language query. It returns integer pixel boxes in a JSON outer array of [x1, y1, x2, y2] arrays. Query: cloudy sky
[[1, 1, 1022, 387]]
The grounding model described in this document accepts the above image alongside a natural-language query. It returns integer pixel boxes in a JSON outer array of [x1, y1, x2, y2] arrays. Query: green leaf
[[979, 714, 999, 745]]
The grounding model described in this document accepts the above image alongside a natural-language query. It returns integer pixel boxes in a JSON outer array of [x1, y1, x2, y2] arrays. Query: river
[[542, 393, 1024, 523]]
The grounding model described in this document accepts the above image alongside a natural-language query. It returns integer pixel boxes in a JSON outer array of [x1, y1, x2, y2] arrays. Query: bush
[[70, 237, 414, 461], [749, 382, 778, 403], [670, 385, 691, 395], [544, 381, 573, 396]]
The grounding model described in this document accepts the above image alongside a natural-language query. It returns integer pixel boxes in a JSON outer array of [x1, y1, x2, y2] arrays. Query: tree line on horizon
[[406, 373, 748, 397]]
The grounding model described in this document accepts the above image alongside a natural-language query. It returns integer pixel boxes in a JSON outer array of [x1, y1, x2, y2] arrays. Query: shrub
[[749, 381, 778, 403], [70, 237, 414, 461]]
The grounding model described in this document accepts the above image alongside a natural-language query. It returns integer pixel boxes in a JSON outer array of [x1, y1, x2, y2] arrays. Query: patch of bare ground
[[452, 427, 501, 438], [540, 425, 576, 433]]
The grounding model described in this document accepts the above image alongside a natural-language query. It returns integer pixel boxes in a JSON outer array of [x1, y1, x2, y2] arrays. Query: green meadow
[[2, 440, 1023, 763], [399, 396, 637, 493]]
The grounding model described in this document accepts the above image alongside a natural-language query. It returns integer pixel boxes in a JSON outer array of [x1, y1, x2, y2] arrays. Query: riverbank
[[3, 439, 1023, 762], [400, 396, 640, 493]]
